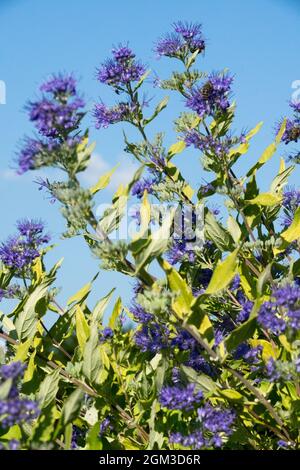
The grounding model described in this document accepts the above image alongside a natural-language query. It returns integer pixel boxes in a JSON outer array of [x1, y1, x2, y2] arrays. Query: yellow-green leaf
[[14, 338, 32, 361], [90, 164, 119, 195], [160, 259, 193, 318], [206, 249, 239, 294], [245, 192, 282, 206], [168, 140, 186, 157], [109, 297, 122, 329], [76, 306, 90, 353], [132, 191, 151, 240], [280, 206, 300, 243]]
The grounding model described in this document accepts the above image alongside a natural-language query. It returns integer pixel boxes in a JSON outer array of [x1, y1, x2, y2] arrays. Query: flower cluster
[[159, 383, 203, 412], [96, 44, 145, 88], [277, 101, 300, 145], [282, 186, 300, 227], [170, 403, 235, 449], [184, 130, 245, 158], [0, 219, 50, 271], [134, 323, 169, 353], [155, 22, 205, 60], [93, 101, 138, 129], [17, 74, 85, 174], [258, 284, 300, 335], [186, 73, 233, 117], [0, 362, 39, 429], [27, 74, 84, 139]]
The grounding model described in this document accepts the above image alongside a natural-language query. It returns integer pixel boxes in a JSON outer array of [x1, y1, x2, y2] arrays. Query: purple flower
[[167, 240, 196, 265], [93, 101, 138, 129], [96, 45, 145, 88], [99, 416, 113, 436], [40, 73, 77, 96], [186, 73, 233, 117], [16, 137, 59, 174], [26, 74, 84, 139], [130, 302, 153, 323], [276, 118, 300, 144], [236, 299, 253, 324], [131, 177, 156, 199], [159, 383, 203, 412], [134, 322, 169, 353], [0, 362, 40, 429], [258, 284, 300, 335], [27, 96, 85, 138], [197, 403, 235, 435], [155, 22, 205, 59], [0, 219, 50, 270], [99, 327, 114, 342]]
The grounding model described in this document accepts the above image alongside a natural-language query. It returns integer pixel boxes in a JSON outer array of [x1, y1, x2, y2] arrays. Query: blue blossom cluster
[[265, 356, 300, 382], [27, 74, 85, 139], [0, 219, 50, 271], [170, 403, 235, 449], [93, 101, 138, 129], [0, 362, 40, 429], [134, 323, 169, 353], [258, 284, 300, 335], [131, 176, 157, 199], [99, 327, 114, 342], [277, 100, 300, 144], [159, 383, 203, 412], [184, 131, 245, 158], [0, 285, 20, 302], [282, 186, 300, 227], [186, 73, 233, 118], [17, 137, 59, 174], [99, 416, 113, 436], [17, 74, 85, 174], [96, 45, 145, 88], [155, 22, 205, 59]]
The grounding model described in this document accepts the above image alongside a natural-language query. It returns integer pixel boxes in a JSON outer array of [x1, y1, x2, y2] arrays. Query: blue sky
[[0, 0, 299, 320]]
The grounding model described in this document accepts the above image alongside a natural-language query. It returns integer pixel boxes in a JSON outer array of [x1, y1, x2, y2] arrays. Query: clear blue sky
[[0, 0, 299, 320]]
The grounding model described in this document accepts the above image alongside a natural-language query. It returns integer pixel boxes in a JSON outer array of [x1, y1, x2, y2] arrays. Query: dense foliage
[[0, 21, 299, 450]]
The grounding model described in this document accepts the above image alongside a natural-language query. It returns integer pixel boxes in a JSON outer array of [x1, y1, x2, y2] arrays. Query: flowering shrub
[[0, 21, 299, 451]]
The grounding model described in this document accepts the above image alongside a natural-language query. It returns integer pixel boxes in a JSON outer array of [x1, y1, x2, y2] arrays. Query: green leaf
[[86, 421, 103, 450], [181, 366, 217, 393], [108, 296, 122, 329], [132, 190, 151, 241], [92, 288, 115, 323], [245, 192, 282, 207], [90, 164, 119, 195], [61, 388, 84, 427], [225, 317, 257, 352], [76, 305, 90, 353], [133, 208, 176, 273], [14, 338, 32, 361], [280, 206, 300, 244], [15, 280, 52, 341], [0, 378, 12, 400], [168, 140, 186, 158], [218, 389, 243, 402], [205, 210, 234, 251], [37, 369, 60, 409], [246, 119, 286, 177], [206, 249, 239, 294], [67, 274, 98, 306], [159, 259, 193, 318], [188, 295, 214, 343], [144, 96, 169, 125], [227, 216, 241, 243], [83, 322, 102, 384]]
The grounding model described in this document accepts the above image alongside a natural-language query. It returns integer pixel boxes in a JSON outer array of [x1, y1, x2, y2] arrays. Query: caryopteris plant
[[0, 21, 299, 450]]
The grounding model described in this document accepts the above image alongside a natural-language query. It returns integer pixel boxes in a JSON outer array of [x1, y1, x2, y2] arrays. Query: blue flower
[[186, 73, 233, 117], [159, 383, 203, 412]]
